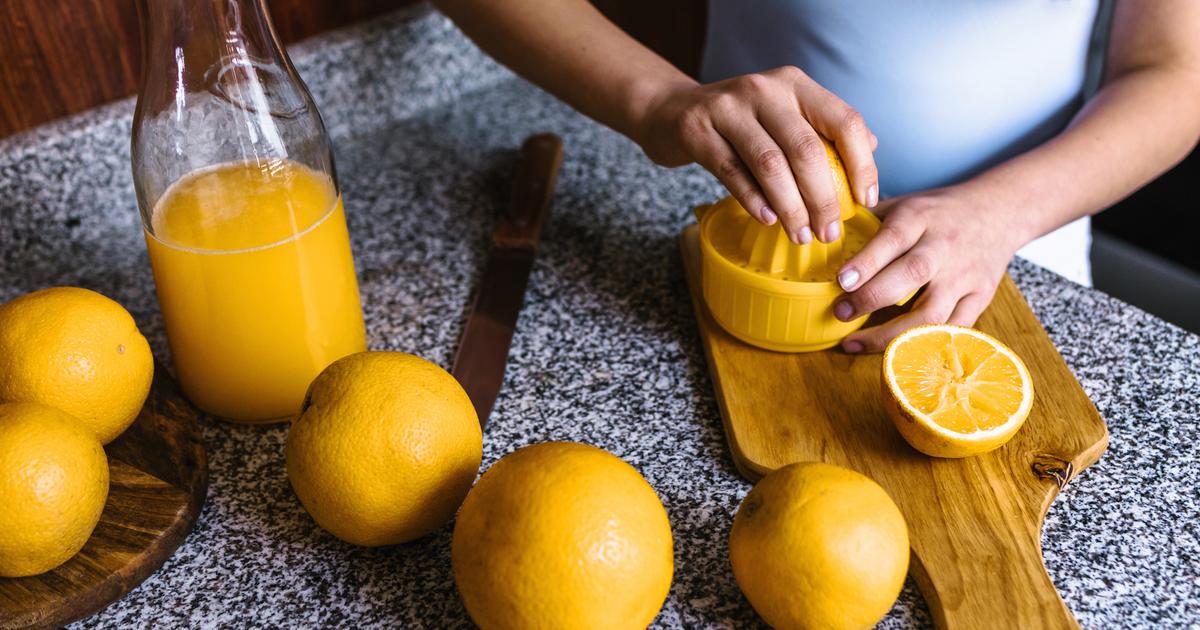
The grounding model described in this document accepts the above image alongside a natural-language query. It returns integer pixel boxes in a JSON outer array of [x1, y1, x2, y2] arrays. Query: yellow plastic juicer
[[696, 194, 881, 352]]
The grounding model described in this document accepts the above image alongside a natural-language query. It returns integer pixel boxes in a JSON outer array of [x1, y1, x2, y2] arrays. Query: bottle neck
[[136, 0, 286, 96], [131, 0, 334, 218]]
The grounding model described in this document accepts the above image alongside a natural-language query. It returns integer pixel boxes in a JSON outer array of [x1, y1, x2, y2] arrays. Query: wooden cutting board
[[0, 364, 208, 630], [680, 225, 1108, 629]]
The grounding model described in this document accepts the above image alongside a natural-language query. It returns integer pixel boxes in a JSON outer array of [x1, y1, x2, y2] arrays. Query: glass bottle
[[131, 0, 366, 423]]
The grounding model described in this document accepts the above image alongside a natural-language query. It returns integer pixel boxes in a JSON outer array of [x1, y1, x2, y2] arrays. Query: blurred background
[[2, 0, 1194, 332]]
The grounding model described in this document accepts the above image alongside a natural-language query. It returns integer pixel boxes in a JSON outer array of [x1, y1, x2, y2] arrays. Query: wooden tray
[[0, 365, 207, 630], [681, 225, 1108, 629]]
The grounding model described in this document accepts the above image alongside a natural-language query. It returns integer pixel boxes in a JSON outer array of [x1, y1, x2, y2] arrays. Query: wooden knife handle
[[492, 133, 563, 250]]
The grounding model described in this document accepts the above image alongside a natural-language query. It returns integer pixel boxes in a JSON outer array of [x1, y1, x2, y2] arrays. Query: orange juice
[[145, 159, 366, 421]]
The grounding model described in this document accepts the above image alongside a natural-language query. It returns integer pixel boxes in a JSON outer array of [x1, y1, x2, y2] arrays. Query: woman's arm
[[834, 0, 1200, 352], [434, 0, 880, 244], [964, 0, 1200, 244]]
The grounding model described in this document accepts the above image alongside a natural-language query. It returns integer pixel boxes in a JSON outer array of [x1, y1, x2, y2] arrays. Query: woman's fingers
[[713, 113, 813, 243], [870, 195, 904, 219], [687, 128, 777, 225], [841, 286, 958, 353], [948, 291, 992, 327], [842, 284, 998, 354], [835, 217, 920, 293], [662, 67, 881, 240], [674, 67, 880, 240], [756, 104, 842, 243], [835, 245, 938, 322], [792, 71, 879, 210]]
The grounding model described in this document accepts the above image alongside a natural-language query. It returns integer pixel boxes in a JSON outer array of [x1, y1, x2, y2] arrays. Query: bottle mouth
[[204, 54, 308, 120]]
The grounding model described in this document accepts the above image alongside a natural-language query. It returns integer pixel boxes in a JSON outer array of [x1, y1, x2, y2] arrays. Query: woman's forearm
[[960, 0, 1200, 246], [433, 0, 695, 144], [964, 66, 1200, 245], [433, 0, 884, 243]]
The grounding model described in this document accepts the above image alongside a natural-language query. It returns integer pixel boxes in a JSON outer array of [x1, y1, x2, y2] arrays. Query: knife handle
[[492, 133, 563, 250]]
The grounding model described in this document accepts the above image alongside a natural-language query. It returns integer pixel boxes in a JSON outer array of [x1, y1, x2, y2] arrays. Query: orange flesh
[[890, 330, 1026, 434]]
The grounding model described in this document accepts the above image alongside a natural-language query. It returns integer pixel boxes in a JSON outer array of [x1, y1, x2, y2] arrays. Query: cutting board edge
[[1002, 277, 1110, 488], [679, 225, 1110, 483], [686, 294, 775, 483], [678, 224, 1109, 629]]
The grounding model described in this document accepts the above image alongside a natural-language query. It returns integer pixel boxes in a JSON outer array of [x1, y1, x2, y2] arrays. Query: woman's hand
[[633, 66, 879, 244], [833, 183, 1027, 353]]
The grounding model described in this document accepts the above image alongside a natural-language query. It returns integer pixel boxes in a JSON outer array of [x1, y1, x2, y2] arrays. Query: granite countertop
[[0, 9, 1197, 629]]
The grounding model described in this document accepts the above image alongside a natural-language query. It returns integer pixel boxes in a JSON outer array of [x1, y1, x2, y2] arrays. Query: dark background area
[[0, 0, 417, 137], [1093, 150, 1198, 273]]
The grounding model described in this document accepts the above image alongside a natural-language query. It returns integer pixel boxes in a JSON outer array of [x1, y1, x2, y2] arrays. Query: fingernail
[[844, 340, 864, 354], [867, 184, 879, 208], [834, 300, 853, 321], [760, 206, 777, 225], [824, 221, 841, 242], [798, 226, 813, 244], [838, 268, 859, 290]]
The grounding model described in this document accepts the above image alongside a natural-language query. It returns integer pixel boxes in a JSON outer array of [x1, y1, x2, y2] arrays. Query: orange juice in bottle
[[131, 0, 366, 421], [145, 159, 365, 420]]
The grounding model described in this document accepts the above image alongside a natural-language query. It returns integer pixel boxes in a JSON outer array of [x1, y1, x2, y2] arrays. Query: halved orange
[[882, 324, 1033, 458]]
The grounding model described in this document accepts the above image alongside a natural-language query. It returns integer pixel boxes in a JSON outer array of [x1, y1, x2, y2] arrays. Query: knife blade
[[452, 133, 563, 427]]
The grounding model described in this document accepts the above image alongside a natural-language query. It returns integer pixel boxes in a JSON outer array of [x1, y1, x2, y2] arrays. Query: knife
[[452, 133, 563, 427]]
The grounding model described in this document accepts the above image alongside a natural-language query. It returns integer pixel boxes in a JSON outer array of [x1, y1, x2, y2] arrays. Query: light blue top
[[702, 0, 1103, 197], [701, 0, 1107, 285]]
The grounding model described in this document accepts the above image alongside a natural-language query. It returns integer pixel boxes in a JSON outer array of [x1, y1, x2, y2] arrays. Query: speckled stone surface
[[0, 9, 1197, 629]]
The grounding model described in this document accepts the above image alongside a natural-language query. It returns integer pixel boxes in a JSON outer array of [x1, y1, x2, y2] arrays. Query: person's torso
[[701, 0, 1102, 197]]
